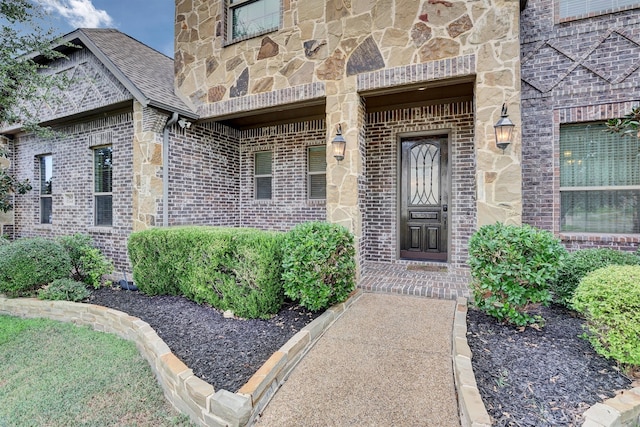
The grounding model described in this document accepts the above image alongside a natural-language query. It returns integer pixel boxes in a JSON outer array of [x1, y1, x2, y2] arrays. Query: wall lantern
[[494, 103, 515, 151], [332, 124, 346, 161]]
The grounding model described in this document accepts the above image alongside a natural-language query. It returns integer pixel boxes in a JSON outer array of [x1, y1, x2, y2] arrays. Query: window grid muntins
[[94, 146, 113, 227], [39, 155, 52, 224], [409, 142, 440, 206], [559, 123, 640, 234], [228, 0, 280, 42], [255, 151, 273, 200], [307, 146, 326, 200]]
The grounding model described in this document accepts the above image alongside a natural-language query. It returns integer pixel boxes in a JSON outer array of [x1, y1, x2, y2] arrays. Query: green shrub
[[282, 222, 356, 311], [571, 265, 640, 366], [0, 237, 72, 297], [128, 226, 285, 319], [553, 248, 640, 307], [38, 278, 90, 302], [0, 236, 9, 246], [468, 223, 567, 326], [57, 234, 113, 288]]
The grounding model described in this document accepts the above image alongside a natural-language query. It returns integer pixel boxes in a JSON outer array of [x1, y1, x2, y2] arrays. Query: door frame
[[396, 129, 452, 262]]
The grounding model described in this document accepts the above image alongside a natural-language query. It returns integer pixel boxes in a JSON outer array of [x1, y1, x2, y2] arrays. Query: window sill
[[33, 224, 52, 231], [88, 226, 113, 234], [307, 199, 326, 206]]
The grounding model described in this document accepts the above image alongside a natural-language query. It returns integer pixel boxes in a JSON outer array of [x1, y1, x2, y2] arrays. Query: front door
[[400, 135, 449, 261]]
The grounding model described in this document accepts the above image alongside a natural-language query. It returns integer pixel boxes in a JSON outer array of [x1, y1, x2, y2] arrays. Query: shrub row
[[469, 222, 640, 366], [127, 222, 356, 319], [0, 234, 112, 298]]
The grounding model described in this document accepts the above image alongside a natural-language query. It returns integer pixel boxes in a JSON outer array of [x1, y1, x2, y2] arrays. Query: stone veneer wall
[[520, 1, 640, 251], [364, 101, 475, 269], [12, 112, 134, 272], [238, 120, 327, 230], [175, 0, 524, 247]]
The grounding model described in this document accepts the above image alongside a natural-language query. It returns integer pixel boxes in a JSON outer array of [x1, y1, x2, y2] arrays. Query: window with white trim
[[560, 123, 640, 233], [307, 146, 326, 199], [558, 0, 640, 19], [39, 155, 52, 224], [94, 146, 112, 226], [227, 0, 280, 42], [254, 151, 272, 200]]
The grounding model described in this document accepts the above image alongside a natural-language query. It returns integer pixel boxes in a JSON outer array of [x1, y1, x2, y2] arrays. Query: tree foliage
[[1, 0, 71, 212], [605, 106, 640, 138], [1, 0, 69, 129]]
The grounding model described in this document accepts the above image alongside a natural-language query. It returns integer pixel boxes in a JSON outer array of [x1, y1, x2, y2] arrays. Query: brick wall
[[12, 111, 134, 272], [167, 122, 241, 227], [238, 120, 327, 231], [364, 101, 475, 270], [521, 1, 640, 251]]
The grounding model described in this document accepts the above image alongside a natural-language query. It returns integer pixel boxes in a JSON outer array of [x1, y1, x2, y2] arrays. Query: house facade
[[520, 0, 640, 252], [2, 0, 639, 298], [170, 0, 524, 298]]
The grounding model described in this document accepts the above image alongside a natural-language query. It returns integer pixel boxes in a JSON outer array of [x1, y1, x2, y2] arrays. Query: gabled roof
[[56, 28, 197, 119]]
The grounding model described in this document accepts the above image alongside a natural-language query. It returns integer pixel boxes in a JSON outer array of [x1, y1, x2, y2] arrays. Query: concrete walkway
[[255, 293, 460, 427]]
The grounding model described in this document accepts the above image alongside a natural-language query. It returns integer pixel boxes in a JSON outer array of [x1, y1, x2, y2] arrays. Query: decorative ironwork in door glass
[[409, 142, 440, 206]]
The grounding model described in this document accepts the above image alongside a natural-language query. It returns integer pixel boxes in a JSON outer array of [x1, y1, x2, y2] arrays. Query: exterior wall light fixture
[[494, 103, 515, 152], [332, 124, 346, 161]]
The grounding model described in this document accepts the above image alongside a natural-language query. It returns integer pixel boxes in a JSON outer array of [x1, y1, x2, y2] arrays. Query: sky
[[37, 0, 176, 57]]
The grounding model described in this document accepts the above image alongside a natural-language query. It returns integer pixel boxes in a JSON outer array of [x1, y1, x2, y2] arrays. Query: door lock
[[442, 204, 448, 212]]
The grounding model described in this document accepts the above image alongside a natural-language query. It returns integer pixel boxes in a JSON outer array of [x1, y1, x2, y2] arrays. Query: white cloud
[[39, 0, 113, 28]]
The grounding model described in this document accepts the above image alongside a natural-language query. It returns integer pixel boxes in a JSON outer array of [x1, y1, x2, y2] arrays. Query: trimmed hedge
[[282, 222, 356, 311], [128, 227, 285, 319], [0, 237, 72, 297], [571, 265, 640, 365], [468, 223, 567, 326], [552, 248, 640, 307]]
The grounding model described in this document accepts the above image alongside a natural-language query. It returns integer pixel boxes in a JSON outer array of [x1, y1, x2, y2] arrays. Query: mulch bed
[[87, 286, 322, 393], [466, 304, 634, 426]]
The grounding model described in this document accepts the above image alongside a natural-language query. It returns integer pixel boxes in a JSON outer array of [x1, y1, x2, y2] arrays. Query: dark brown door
[[400, 135, 449, 261]]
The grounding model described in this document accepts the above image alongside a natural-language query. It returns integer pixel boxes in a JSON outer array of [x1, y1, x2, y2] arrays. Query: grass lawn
[[0, 315, 192, 427]]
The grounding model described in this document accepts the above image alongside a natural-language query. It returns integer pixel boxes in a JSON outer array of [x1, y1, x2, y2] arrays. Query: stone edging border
[[452, 297, 492, 427], [0, 290, 363, 427], [452, 297, 640, 427]]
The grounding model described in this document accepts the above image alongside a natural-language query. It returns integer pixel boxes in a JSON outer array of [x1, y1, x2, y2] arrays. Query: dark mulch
[[466, 304, 633, 426], [87, 286, 322, 393]]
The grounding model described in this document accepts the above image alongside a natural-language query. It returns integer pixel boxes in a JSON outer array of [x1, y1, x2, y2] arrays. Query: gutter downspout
[[162, 112, 179, 227]]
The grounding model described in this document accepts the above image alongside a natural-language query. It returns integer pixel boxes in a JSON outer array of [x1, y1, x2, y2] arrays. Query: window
[[39, 155, 52, 224], [559, 0, 640, 19], [308, 146, 326, 199], [254, 151, 272, 199], [228, 0, 280, 42], [94, 146, 112, 226], [560, 123, 640, 234]]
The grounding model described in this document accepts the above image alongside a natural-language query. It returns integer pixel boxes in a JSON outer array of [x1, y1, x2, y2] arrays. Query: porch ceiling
[[219, 101, 325, 130], [362, 80, 474, 112]]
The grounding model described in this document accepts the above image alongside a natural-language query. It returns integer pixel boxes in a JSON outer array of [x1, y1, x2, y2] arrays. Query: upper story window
[[94, 146, 112, 227], [307, 146, 326, 199], [228, 0, 280, 42], [559, 123, 640, 234], [39, 155, 52, 224], [559, 0, 640, 19], [254, 151, 272, 200]]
